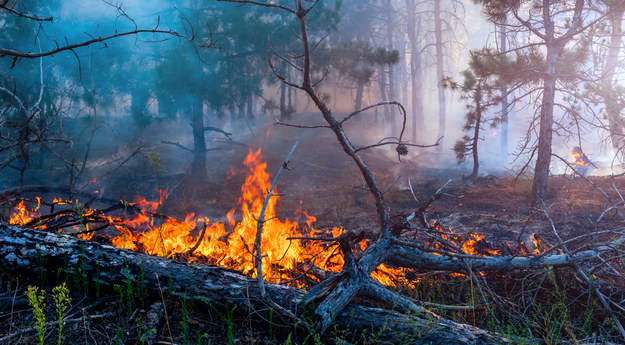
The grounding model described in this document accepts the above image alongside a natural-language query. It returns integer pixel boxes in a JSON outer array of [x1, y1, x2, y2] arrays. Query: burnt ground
[[2, 120, 625, 344]]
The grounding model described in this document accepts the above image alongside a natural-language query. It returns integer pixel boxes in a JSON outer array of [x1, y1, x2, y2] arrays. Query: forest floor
[[1, 121, 625, 344]]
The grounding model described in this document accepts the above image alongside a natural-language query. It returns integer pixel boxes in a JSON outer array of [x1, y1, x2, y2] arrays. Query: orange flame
[[8, 148, 512, 288], [103, 148, 346, 285], [570, 147, 589, 167], [10, 197, 42, 225]]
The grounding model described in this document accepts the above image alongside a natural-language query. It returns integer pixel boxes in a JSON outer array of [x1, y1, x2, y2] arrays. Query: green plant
[[123, 257, 134, 311], [135, 316, 156, 345], [226, 305, 236, 345], [138, 256, 147, 303], [25, 285, 46, 345], [208, 303, 237, 345], [282, 333, 293, 345], [52, 282, 71, 345], [197, 331, 209, 345], [113, 284, 126, 344], [76, 241, 88, 294], [183, 292, 189, 345], [268, 307, 274, 341]]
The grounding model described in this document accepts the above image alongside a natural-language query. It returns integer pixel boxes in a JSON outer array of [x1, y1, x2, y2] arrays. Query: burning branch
[[254, 140, 299, 299]]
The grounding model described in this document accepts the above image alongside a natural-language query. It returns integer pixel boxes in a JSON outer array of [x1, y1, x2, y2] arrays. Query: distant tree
[[445, 53, 502, 181], [326, 42, 400, 111], [405, 0, 426, 144], [0, 0, 206, 187], [582, 0, 625, 157], [426, 0, 467, 151], [473, 0, 595, 205]]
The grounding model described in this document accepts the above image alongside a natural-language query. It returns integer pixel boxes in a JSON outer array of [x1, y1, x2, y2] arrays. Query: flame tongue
[[110, 148, 344, 284], [10, 197, 41, 225]]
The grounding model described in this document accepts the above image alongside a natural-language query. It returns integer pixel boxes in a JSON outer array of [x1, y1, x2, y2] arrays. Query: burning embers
[[7, 149, 534, 287]]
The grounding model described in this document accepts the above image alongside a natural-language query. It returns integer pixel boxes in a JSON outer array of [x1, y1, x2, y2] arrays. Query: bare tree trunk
[[279, 77, 288, 121], [386, 0, 398, 136], [355, 83, 364, 110], [378, 68, 390, 125], [191, 101, 207, 180], [499, 24, 509, 160], [604, 4, 625, 154], [465, 83, 483, 181], [406, 0, 424, 144], [532, 46, 558, 204], [17, 111, 29, 186], [434, 0, 446, 152]]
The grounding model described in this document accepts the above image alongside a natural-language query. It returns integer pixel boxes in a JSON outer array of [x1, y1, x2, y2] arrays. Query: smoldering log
[[0, 225, 507, 344]]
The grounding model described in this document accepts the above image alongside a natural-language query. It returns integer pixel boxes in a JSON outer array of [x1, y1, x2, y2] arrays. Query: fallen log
[[0, 224, 507, 344]]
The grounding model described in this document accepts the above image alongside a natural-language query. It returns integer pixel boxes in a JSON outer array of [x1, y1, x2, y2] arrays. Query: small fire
[[570, 146, 589, 167], [10, 197, 42, 225]]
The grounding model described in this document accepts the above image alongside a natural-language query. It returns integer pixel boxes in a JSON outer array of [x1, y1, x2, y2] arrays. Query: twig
[[7, 278, 18, 345], [539, 202, 625, 342], [254, 140, 299, 299], [185, 221, 207, 256], [154, 272, 174, 344], [0, 28, 212, 60]]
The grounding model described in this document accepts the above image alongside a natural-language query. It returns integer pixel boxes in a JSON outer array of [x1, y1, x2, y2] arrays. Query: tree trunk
[[191, 101, 207, 180], [279, 78, 288, 121], [0, 224, 507, 344], [434, 0, 446, 152], [378, 67, 390, 125], [499, 24, 509, 160], [406, 0, 424, 144], [604, 4, 625, 154], [354, 82, 364, 110], [531, 46, 558, 205], [467, 84, 482, 181], [385, 0, 397, 136]]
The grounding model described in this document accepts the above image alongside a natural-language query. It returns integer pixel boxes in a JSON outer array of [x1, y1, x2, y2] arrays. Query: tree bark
[[385, 0, 398, 136], [191, 101, 207, 180], [499, 24, 509, 160], [531, 30, 559, 205], [406, 0, 425, 144], [434, 0, 446, 152], [0, 224, 506, 344], [467, 84, 482, 181], [603, 3, 625, 153]]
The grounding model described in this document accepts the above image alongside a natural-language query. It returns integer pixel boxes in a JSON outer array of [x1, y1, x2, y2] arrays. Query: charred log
[[0, 224, 508, 344]]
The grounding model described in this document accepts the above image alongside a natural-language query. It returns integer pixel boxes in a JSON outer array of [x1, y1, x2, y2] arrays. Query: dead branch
[[539, 202, 625, 342], [0, 1, 52, 22], [254, 140, 299, 299], [0, 29, 210, 60]]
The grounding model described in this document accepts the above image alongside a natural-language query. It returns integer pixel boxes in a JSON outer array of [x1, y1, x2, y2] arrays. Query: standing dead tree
[[218, 0, 625, 340]]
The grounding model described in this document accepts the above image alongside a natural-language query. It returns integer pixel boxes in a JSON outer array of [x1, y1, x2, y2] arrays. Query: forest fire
[[8, 149, 348, 285], [570, 146, 590, 168], [8, 149, 510, 287]]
